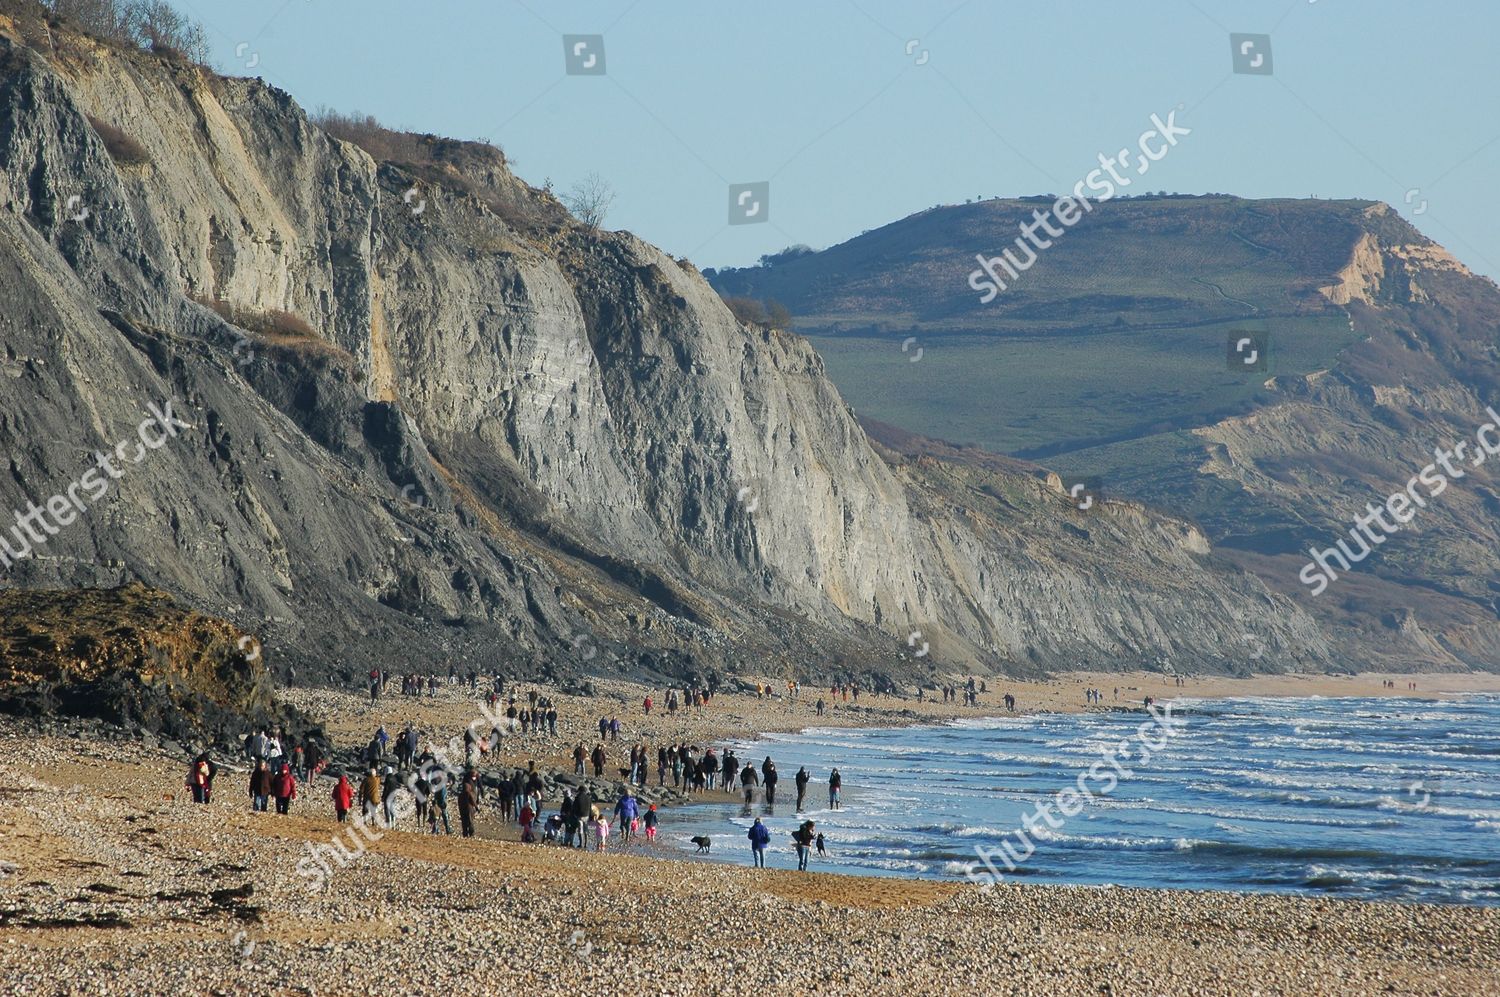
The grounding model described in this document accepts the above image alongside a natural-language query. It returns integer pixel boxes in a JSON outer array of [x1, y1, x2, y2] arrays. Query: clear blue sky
[[178, 0, 1500, 278]]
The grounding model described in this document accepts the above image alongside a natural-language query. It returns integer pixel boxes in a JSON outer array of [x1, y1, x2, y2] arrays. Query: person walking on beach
[[828, 768, 842, 810], [332, 772, 353, 823], [272, 763, 297, 815], [249, 759, 271, 812], [381, 768, 401, 827], [592, 743, 607, 778], [614, 790, 639, 844], [794, 766, 810, 811], [458, 771, 479, 838], [186, 753, 218, 805], [739, 760, 760, 803], [360, 766, 381, 821], [429, 775, 452, 835], [703, 748, 719, 791], [573, 788, 594, 849], [762, 757, 779, 806], [748, 817, 771, 867], [721, 749, 738, 792], [643, 803, 659, 844], [792, 820, 816, 871]]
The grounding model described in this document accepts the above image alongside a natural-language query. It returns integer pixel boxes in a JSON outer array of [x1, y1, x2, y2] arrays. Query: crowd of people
[[174, 667, 1017, 884]]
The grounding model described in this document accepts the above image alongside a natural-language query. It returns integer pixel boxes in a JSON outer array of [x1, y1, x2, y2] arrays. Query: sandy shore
[[0, 721, 1495, 995]]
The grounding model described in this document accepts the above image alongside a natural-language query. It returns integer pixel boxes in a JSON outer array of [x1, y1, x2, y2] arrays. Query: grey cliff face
[[0, 25, 1331, 680]]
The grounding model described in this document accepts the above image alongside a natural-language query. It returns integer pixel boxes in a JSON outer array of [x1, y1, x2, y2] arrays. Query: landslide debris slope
[[0, 582, 293, 743], [0, 4, 1329, 680]]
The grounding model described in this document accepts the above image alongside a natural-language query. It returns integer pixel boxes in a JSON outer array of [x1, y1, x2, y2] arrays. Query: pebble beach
[[3, 672, 1499, 995]]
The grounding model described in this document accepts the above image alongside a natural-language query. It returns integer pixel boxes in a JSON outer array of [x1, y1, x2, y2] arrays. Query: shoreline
[[2, 674, 1498, 993], [276, 669, 1500, 779], [0, 720, 1495, 994]]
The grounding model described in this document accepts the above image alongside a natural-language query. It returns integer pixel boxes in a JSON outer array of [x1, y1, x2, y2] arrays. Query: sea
[[655, 694, 1500, 906]]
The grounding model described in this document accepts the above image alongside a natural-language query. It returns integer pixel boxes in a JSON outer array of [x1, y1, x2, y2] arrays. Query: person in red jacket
[[271, 764, 297, 815], [644, 695, 652, 715], [331, 773, 354, 822]]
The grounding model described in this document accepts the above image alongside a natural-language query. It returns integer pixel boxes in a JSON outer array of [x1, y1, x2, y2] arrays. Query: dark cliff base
[[0, 583, 312, 743]]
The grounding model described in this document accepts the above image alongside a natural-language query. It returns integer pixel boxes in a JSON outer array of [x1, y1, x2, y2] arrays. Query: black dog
[[815, 833, 828, 857], [690, 835, 712, 854]]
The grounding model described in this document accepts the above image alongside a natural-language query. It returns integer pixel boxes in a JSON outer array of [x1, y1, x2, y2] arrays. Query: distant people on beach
[[828, 767, 842, 809], [186, 753, 218, 804], [458, 771, 479, 837], [249, 759, 271, 812], [762, 757, 779, 806], [614, 790, 639, 843], [739, 760, 760, 802], [792, 820, 816, 870], [748, 816, 770, 866], [795, 766, 810, 811], [272, 763, 297, 814], [360, 767, 381, 820], [331, 772, 353, 822]]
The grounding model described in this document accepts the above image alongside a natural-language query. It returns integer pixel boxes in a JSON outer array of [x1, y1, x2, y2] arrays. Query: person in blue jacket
[[747, 817, 771, 867], [614, 790, 639, 843]]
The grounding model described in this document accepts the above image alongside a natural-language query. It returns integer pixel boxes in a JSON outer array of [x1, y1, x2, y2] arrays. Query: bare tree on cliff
[[562, 172, 615, 231]]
